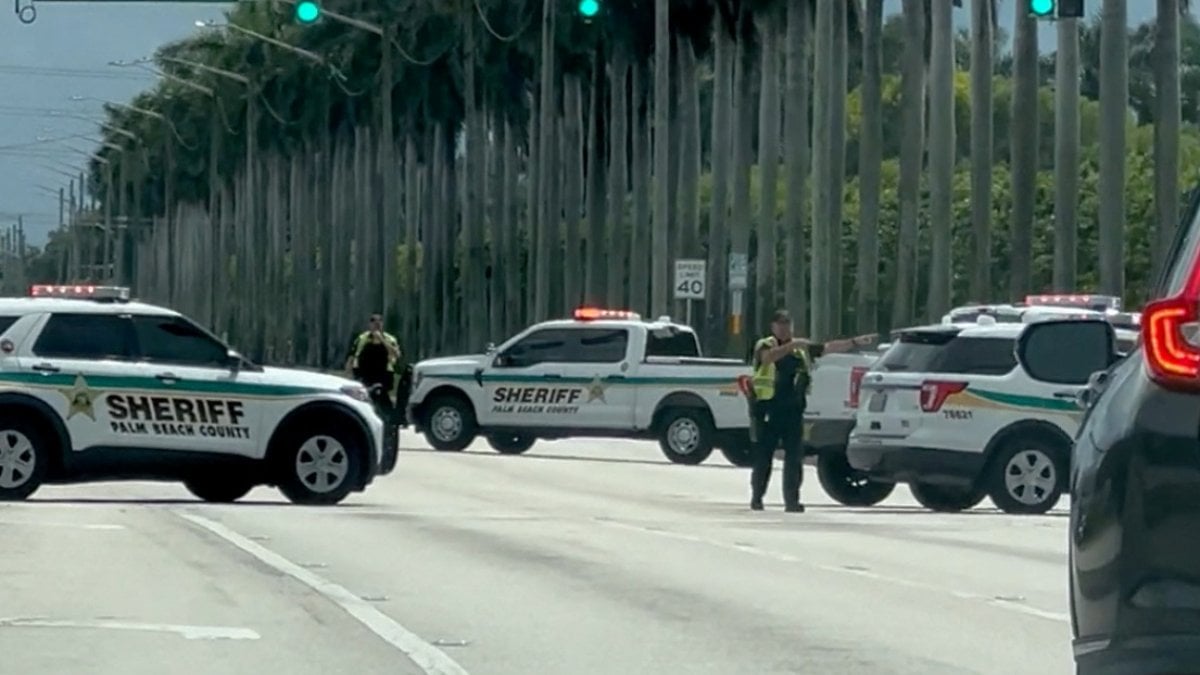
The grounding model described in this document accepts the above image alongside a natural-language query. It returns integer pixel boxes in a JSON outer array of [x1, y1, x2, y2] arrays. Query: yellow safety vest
[[751, 336, 812, 401], [352, 331, 401, 372]]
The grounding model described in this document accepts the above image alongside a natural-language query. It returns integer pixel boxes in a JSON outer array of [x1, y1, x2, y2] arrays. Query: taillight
[[919, 381, 967, 412], [1142, 230, 1200, 389], [848, 366, 868, 407]]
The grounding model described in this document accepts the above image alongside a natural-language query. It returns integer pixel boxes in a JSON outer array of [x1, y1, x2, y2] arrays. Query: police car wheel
[[909, 482, 986, 513], [183, 476, 255, 504], [718, 443, 755, 467], [0, 419, 48, 501], [657, 408, 715, 465], [817, 451, 896, 507], [986, 438, 1067, 515], [486, 433, 535, 455], [423, 395, 477, 452], [277, 424, 363, 506]]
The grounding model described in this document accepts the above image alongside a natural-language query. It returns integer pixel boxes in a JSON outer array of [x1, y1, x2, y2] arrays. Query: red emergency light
[[1024, 294, 1121, 311], [29, 284, 130, 301], [573, 307, 641, 321]]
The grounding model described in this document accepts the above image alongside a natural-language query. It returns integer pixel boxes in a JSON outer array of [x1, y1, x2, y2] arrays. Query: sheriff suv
[[0, 285, 388, 505], [847, 316, 1094, 515]]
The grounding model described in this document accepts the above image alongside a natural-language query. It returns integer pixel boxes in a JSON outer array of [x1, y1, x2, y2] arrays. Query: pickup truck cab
[[406, 308, 750, 464]]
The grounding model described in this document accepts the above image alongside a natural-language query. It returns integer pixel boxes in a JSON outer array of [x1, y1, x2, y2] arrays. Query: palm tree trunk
[[562, 76, 585, 312], [856, 0, 882, 333], [891, 0, 925, 329], [651, 0, 671, 317], [756, 10, 782, 329], [534, 0, 556, 321], [1153, 0, 1181, 276], [926, 0, 955, 318], [810, 0, 832, 338], [1010, 6, 1038, 298], [605, 47, 629, 306], [708, 23, 734, 350], [827, 1, 849, 334], [784, 1, 811, 334], [730, 14, 757, 349], [1054, 16, 1081, 290], [1098, 0, 1127, 297], [630, 62, 651, 313], [968, 0, 993, 301]]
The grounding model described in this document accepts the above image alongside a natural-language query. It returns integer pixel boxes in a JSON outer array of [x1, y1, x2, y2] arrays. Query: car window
[[1021, 322, 1114, 385], [33, 314, 134, 360], [503, 329, 575, 366], [933, 337, 1018, 375], [645, 327, 701, 358], [0, 316, 18, 336], [573, 328, 629, 363], [131, 315, 229, 366], [876, 330, 958, 372]]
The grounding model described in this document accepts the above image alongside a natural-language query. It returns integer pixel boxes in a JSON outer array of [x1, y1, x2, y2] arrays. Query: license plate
[[868, 392, 888, 412]]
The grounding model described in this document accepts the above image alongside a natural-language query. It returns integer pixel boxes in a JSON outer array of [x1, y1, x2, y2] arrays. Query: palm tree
[[1054, 11, 1081, 290], [1098, 0, 1127, 296], [1010, 3, 1037, 298], [1154, 0, 1184, 274], [968, 0, 993, 302], [856, 0, 882, 333], [784, 0, 811, 333], [890, 0, 925, 328], [926, 0, 955, 319]]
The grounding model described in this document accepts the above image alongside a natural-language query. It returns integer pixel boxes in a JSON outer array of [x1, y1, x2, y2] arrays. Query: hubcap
[[295, 435, 349, 494], [0, 430, 33, 489], [1004, 449, 1058, 505], [431, 407, 463, 442], [668, 418, 701, 455]]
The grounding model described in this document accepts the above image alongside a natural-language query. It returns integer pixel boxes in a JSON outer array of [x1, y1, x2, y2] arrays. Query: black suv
[[1025, 191, 1200, 675]]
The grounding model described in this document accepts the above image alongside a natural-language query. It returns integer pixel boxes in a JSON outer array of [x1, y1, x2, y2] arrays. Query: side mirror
[[225, 349, 243, 371], [1017, 319, 1117, 385], [485, 342, 497, 354]]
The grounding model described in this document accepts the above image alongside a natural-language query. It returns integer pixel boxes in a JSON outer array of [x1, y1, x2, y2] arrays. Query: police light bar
[[1024, 294, 1121, 311], [573, 307, 641, 321], [29, 284, 131, 301]]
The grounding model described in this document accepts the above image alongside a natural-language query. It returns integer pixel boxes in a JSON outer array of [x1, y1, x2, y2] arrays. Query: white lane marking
[[0, 519, 124, 530], [180, 513, 469, 675], [0, 618, 258, 640], [594, 517, 1071, 624]]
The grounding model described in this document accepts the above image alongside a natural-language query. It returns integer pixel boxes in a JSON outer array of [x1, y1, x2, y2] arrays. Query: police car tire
[[985, 437, 1067, 515], [817, 451, 896, 507], [486, 433, 536, 455], [183, 476, 254, 504], [0, 417, 48, 501], [718, 443, 755, 467], [276, 422, 364, 506], [657, 408, 715, 465], [910, 482, 987, 513], [423, 395, 477, 452]]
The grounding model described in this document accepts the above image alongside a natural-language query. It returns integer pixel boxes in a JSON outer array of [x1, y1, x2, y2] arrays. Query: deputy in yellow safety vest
[[749, 309, 876, 513], [345, 313, 402, 406]]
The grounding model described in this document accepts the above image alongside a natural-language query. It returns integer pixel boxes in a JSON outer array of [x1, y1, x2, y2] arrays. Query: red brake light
[[919, 381, 967, 412], [848, 366, 868, 408], [573, 307, 640, 321]]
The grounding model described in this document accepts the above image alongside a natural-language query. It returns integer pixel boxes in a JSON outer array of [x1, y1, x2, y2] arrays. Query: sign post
[[673, 259, 707, 326], [728, 252, 748, 335]]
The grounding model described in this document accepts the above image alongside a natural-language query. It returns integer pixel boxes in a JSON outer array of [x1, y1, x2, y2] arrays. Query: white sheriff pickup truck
[[406, 308, 887, 486]]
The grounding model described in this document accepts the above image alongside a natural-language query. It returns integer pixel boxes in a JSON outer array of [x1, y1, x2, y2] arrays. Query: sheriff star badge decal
[[59, 374, 101, 420]]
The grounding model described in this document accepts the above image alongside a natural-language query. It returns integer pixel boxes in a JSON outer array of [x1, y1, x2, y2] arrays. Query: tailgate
[[855, 372, 926, 439]]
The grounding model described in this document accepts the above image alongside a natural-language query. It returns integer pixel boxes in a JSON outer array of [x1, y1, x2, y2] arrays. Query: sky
[[0, 0, 1182, 248]]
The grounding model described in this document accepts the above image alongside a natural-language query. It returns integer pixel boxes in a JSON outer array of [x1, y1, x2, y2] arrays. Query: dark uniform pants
[[750, 398, 805, 506]]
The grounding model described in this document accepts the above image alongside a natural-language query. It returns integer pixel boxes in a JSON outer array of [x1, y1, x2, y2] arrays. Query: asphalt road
[[1, 436, 1074, 674]]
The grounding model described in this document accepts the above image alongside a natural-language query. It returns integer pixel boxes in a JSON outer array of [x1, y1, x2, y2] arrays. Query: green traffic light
[[1029, 0, 1054, 16], [295, 0, 320, 23], [578, 0, 599, 18]]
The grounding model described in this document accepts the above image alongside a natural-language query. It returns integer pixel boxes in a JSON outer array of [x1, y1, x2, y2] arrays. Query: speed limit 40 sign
[[673, 259, 707, 300]]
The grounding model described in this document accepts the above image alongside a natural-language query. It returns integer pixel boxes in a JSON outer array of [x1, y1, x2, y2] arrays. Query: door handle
[[156, 372, 179, 384], [31, 363, 59, 373], [1053, 390, 1079, 399]]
